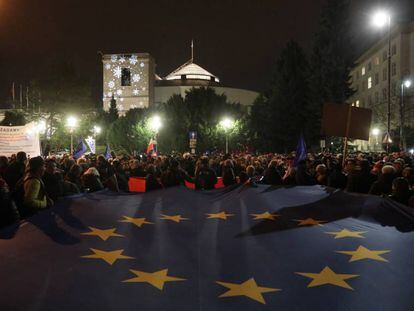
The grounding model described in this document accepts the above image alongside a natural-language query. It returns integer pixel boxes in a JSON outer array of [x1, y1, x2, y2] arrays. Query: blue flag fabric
[[104, 144, 111, 160], [73, 138, 88, 159], [1, 185, 414, 311], [294, 133, 307, 166]]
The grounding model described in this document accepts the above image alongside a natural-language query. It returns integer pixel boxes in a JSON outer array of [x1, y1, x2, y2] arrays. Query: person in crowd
[[145, 164, 163, 191], [369, 165, 396, 196], [346, 159, 377, 194], [96, 155, 119, 192], [327, 161, 347, 189], [65, 164, 84, 193], [263, 160, 282, 185], [22, 156, 53, 216], [81, 167, 104, 192], [315, 164, 328, 186], [4, 151, 27, 191], [0, 177, 20, 228], [42, 160, 65, 201], [195, 157, 217, 190], [112, 159, 129, 191], [222, 159, 237, 186], [295, 160, 316, 186], [160, 158, 183, 188], [390, 177, 412, 206], [0, 156, 9, 178]]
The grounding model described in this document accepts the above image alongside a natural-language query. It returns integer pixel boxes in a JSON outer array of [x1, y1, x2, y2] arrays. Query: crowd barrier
[[129, 177, 226, 193]]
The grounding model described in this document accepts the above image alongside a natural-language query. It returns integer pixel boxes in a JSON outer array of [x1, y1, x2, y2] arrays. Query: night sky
[[0, 0, 413, 104]]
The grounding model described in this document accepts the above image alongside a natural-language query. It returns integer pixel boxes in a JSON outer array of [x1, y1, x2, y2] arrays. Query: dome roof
[[165, 61, 219, 83]]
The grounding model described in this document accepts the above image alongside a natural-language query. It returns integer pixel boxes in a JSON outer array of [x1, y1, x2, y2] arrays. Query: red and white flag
[[147, 138, 157, 155]]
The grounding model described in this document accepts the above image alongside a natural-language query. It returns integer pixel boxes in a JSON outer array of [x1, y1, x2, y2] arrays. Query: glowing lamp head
[[403, 79, 412, 88], [149, 115, 162, 132], [36, 120, 46, 133], [372, 128, 380, 136], [410, 149, 414, 154], [372, 10, 390, 28], [220, 118, 234, 131], [93, 125, 102, 135], [66, 116, 78, 129]]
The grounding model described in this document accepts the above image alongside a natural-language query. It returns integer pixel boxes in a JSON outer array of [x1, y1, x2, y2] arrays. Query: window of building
[[356, 100, 360, 107], [382, 88, 387, 100], [392, 81, 397, 97], [391, 63, 397, 76], [368, 77, 372, 89], [392, 44, 397, 55], [383, 67, 387, 81], [361, 82, 365, 91], [361, 66, 366, 76], [383, 50, 387, 61], [121, 68, 131, 86], [368, 62, 372, 71], [375, 92, 379, 103], [375, 73, 379, 85], [374, 57, 380, 65], [368, 95, 372, 106]]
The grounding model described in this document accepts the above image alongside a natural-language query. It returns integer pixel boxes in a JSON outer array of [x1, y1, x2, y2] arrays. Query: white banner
[[0, 122, 41, 157]]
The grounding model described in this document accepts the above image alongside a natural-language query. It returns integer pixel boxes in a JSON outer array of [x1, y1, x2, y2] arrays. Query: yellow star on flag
[[325, 229, 367, 239], [81, 226, 124, 241], [336, 245, 390, 262], [119, 216, 153, 227], [160, 214, 189, 223], [81, 248, 134, 265], [206, 211, 235, 220], [123, 269, 186, 290], [294, 218, 327, 226], [296, 266, 358, 290], [251, 212, 280, 220], [216, 278, 280, 304]]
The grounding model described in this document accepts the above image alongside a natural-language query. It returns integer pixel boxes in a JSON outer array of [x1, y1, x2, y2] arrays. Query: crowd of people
[[1, 150, 414, 229]]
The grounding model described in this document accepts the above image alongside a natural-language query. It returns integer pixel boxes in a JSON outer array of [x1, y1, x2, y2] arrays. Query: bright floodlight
[[93, 125, 102, 135], [372, 128, 380, 136], [66, 116, 78, 129], [410, 149, 414, 154], [36, 120, 46, 133], [149, 115, 162, 132], [372, 10, 390, 28], [404, 79, 412, 88], [220, 118, 234, 130]]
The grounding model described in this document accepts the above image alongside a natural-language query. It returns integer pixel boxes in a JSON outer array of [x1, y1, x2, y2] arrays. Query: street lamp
[[372, 10, 392, 153], [400, 79, 412, 151], [148, 115, 162, 153], [219, 118, 234, 154], [66, 116, 78, 155], [372, 128, 380, 151], [93, 125, 102, 136]]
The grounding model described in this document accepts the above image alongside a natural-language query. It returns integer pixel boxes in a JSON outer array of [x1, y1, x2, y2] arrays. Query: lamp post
[[219, 118, 234, 154], [400, 79, 412, 151], [66, 116, 78, 155], [372, 10, 392, 153], [148, 115, 162, 153]]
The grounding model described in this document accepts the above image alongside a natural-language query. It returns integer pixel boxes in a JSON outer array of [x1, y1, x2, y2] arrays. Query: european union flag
[[104, 144, 111, 160], [73, 138, 88, 159], [294, 133, 307, 166], [0, 185, 414, 310]]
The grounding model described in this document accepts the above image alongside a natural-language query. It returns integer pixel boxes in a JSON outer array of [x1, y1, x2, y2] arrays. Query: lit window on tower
[[121, 68, 131, 86], [362, 67, 366, 76], [368, 77, 372, 89]]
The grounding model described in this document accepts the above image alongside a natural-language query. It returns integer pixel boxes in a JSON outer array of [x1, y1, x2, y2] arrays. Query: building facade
[[102, 53, 155, 115], [349, 21, 414, 150], [102, 52, 259, 115]]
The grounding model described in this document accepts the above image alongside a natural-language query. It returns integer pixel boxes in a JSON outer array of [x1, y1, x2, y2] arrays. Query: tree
[[158, 87, 246, 153], [309, 0, 354, 139], [250, 42, 313, 152], [0, 110, 26, 126], [107, 96, 119, 123]]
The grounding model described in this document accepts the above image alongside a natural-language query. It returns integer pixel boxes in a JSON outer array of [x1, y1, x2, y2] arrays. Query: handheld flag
[[103, 144, 111, 160], [294, 133, 307, 166], [147, 138, 157, 155], [73, 138, 88, 159]]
